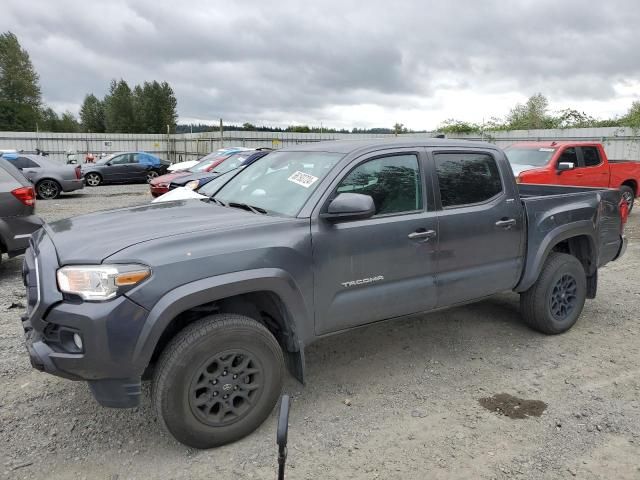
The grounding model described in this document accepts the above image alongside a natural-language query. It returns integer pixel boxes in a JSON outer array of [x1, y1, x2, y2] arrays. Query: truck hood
[[44, 199, 287, 264]]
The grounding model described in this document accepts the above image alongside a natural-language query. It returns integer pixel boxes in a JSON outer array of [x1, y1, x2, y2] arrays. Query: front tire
[[85, 172, 102, 187], [36, 179, 61, 199], [152, 314, 284, 449], [520, 252, 587, 334], [620, 185, 635, 213]]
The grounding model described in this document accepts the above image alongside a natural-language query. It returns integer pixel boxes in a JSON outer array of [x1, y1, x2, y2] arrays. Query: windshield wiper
[[210, 197, 227, 207], [228, 202, 267, 214]]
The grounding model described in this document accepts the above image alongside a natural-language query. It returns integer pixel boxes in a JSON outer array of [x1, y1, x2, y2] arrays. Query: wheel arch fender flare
[[131, 268, 311, 378], [515, 221, 597, 293]]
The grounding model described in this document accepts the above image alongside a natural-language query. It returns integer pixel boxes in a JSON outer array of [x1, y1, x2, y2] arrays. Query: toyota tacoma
[[20, 139, 628, 448]]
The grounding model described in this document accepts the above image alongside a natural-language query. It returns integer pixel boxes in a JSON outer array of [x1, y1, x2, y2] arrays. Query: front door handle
[[408, 229, 437, 240], [495, 218, 516, 229]]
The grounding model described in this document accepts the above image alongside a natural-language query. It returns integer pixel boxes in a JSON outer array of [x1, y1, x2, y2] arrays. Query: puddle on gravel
[[478, 393, 547, 419]]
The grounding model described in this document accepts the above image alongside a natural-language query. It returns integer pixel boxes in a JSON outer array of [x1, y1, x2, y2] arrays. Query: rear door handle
[[495, 219, 516, 229], [408, 229, 437, 240]]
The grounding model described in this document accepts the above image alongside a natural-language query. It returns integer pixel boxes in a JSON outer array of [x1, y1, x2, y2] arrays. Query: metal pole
[[166, 124, 170, 161], [219, 118, 224, 148]]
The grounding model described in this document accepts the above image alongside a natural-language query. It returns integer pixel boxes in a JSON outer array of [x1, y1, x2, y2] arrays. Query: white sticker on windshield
[[539, 148, 555, 152], [288, 171, 319, 188]]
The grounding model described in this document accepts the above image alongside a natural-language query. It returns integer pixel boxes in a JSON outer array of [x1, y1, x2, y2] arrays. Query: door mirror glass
[[557, 162, 575, 171], [321, 193, 376, 222]]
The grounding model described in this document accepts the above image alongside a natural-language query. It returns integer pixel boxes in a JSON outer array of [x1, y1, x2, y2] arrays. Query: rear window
[[581, 147, 601, 167], [0, 159, 25, 185], [435, 153, 503, 208]]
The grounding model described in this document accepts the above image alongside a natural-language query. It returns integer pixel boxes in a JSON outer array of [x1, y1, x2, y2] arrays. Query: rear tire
[[152, 313, 284, 449], [85, 172, 102, 187], [520, 252, 587, 334], [36, 179, 61, 199], [146, 170, 159, 183], [620, 185, 635, 213]]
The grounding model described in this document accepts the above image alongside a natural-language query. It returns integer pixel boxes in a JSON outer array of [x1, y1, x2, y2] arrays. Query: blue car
[[81, 151, 170, 186]]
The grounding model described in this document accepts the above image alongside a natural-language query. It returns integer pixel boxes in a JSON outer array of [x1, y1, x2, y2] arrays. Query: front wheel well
[[146, 291, 302, 381]]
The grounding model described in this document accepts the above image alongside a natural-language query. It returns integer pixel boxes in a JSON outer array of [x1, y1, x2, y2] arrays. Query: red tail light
[[75, 166, 81, 179], [12, 186, 36, 206]]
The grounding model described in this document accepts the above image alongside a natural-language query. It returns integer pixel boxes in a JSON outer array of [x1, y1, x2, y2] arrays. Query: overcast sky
[[3, 0, 640, 130]]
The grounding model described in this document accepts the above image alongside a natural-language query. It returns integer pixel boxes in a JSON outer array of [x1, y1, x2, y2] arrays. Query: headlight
[[185, 180, 200, 190], [56, 264, 151, 301]]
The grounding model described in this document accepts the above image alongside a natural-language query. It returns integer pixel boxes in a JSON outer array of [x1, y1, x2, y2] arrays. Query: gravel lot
[[1, 185, 639, 480]]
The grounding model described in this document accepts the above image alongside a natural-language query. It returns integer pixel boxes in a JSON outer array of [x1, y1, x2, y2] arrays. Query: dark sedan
[[168, 150, 271, 191], [82, 152, 169, 186]]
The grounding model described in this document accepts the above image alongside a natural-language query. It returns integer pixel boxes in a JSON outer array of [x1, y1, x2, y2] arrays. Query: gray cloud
[[2, 0, 640, 128]]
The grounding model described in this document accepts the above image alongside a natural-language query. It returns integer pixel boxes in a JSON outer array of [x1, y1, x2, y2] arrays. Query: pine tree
[[79, 94, 105, 132], [0, 32, 42, 130], [104, 79, 135, 133]]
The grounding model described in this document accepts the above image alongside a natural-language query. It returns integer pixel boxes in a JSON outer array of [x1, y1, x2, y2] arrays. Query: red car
[[506, 141, 640, 211], [150, 151, 239, 197]]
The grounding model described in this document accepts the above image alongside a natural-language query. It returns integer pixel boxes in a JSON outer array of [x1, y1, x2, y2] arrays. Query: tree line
[[0, 31, 178, 133], [175, 123, 428, 134], [437, 93, 640, 134]]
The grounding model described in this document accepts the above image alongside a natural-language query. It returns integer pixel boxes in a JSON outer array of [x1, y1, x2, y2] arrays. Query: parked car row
[[150, 148, 271, 197]]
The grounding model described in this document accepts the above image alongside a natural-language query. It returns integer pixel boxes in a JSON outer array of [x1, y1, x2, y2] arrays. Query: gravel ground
[[1, 185, 639, 480]]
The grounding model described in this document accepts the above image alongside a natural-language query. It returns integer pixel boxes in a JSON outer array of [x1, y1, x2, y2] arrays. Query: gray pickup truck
[[20, 139, 627, 448]]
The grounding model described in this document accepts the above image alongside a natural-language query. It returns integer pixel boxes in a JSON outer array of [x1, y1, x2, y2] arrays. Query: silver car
[[8, 155, 84, 199], [0, 159, 43, 265]]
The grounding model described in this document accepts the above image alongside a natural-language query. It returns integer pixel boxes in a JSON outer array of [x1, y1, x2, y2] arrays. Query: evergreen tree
[[104, 79, 135, 132], [79, 94, 105, 132], [0, 32, 42, 130]]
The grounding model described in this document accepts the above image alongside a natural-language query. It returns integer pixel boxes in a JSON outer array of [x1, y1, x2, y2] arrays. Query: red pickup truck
[[505, 142, 640, 211]]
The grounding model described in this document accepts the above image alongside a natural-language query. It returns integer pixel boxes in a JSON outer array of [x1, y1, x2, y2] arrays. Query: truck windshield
[[505, 147, 555, 166], [214, 151, 343, 216]]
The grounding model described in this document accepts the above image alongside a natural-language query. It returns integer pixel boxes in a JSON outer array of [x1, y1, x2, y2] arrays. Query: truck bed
[[515, 183, 624, 292]]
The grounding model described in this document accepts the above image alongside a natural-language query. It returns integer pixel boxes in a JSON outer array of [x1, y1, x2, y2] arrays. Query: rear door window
[[581, 147, 601, 167], [14, 157, 40, 169], [434, 153, 503, 208]]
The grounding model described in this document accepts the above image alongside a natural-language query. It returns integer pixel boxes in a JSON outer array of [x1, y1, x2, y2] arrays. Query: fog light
[[73, 333, 83, 351]]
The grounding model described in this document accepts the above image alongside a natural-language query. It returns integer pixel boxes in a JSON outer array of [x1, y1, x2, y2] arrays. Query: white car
[[167, 160, 198, 172], [152, 186, 206, 203]]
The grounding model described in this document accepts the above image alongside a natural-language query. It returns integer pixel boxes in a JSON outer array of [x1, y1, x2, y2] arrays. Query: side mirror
[[557, 162, 575, 172], [321, 193, 376, 222]]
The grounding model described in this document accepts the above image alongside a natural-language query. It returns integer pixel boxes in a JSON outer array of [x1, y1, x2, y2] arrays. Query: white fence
[[1, 127, 639, 164]]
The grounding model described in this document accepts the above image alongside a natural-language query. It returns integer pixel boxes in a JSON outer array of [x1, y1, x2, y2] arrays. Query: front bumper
[[21, 236, 149, 408]]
